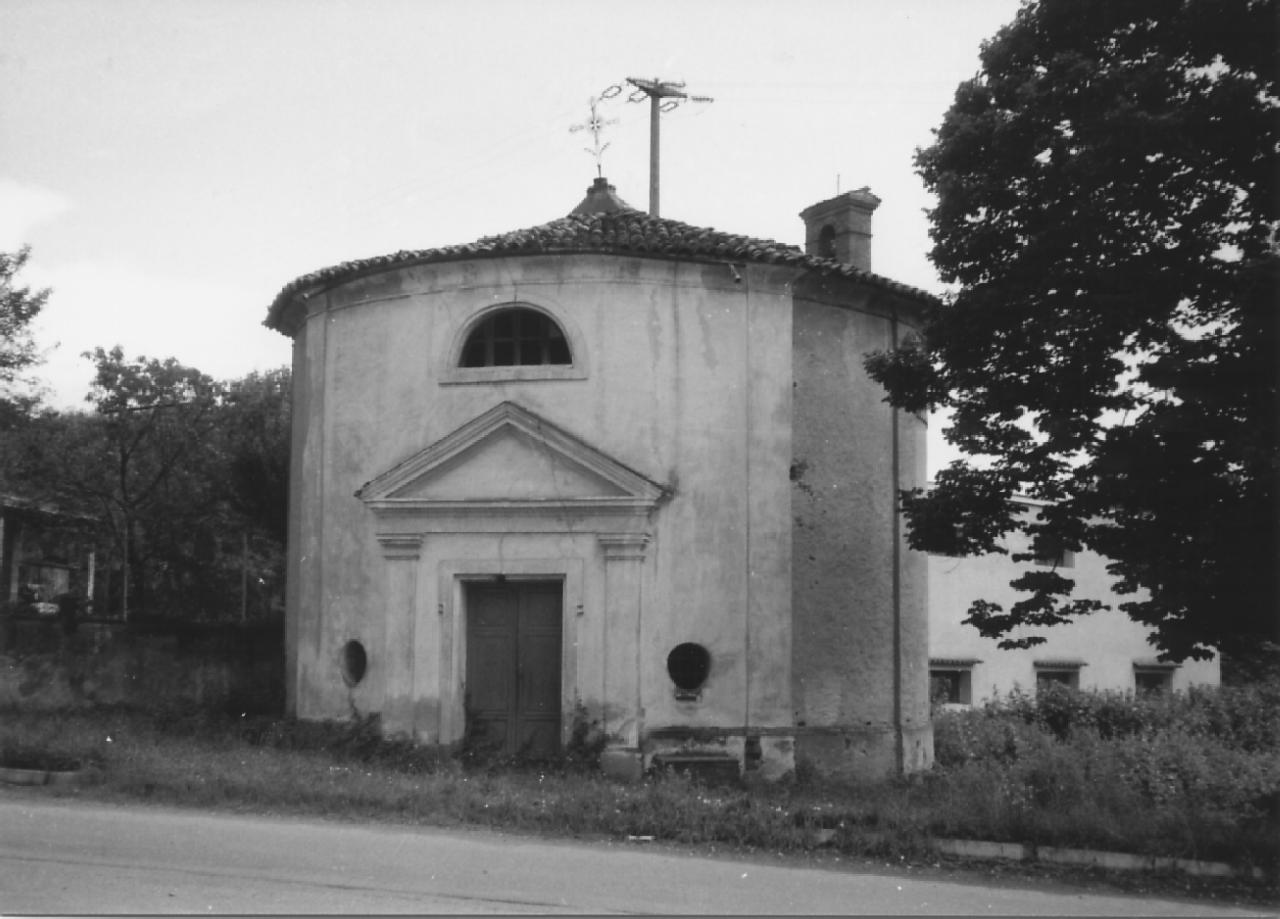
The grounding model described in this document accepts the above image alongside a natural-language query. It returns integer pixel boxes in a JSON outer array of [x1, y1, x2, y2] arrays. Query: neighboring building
[[264, 178, 935, 781], [0, 494, 98, 616], [928, 495, 1219, 704]]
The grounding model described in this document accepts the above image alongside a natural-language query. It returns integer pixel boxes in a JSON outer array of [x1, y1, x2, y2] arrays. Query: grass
[[2, 685, 1277, 905], [0, 706, 926, 856]]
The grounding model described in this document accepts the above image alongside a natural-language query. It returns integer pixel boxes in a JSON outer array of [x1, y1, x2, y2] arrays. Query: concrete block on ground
[[933, 839, 1028, 861], [599, 748, 643, 782]]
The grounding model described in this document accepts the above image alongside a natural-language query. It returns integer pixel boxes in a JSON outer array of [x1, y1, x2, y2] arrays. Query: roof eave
[[263, 224, 937, 334]]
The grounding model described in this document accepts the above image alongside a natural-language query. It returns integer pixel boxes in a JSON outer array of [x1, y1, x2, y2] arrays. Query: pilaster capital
[[597, 533, 650, 562], [376, 533, 424, 560]]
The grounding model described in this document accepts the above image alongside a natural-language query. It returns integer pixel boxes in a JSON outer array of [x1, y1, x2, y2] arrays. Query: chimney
[[799, 186, 881, 272]]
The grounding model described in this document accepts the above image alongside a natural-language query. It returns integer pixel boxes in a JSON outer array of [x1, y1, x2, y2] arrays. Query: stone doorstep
[[933, 838, 1265, 881]]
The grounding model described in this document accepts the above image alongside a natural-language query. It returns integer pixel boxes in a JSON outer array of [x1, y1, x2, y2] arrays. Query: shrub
[[931, 680, 1280, 866]]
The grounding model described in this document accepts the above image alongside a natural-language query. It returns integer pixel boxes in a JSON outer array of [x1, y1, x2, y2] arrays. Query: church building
[[265, 176, 935, 780]]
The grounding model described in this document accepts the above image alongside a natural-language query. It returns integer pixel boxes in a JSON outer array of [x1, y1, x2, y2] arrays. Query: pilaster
[[598, 533, 650, 780], [377, 534, 422, 736]]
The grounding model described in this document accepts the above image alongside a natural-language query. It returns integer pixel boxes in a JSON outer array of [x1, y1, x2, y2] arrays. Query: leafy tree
[[6, 348, 225, 618], [211, 367, 291, 622], [80, 346, 225, 617], [867, 0, 1279, 663], [3, 353, 291, 621], [220, 368, 291, 545], [0, 246, 50, 428]]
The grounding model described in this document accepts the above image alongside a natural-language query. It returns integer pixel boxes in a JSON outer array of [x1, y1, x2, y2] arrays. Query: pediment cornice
[[356, 401, 671, 521]]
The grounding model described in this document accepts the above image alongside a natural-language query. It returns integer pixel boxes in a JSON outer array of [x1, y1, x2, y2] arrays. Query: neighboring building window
[[459, 307, 571, 368], [930, 658, 978, 705], [1034, 549, 1075, 568], [1032, 535, 1075, 568], [1034, 661, 1083, 692], [1134, 663, 1175, 695]]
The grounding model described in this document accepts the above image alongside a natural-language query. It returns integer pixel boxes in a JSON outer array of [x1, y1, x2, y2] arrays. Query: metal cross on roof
[[569, 95, 619, 178]]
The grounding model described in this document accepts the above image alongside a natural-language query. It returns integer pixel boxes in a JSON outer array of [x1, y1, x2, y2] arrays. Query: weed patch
[[2, 679, 1276, 890]]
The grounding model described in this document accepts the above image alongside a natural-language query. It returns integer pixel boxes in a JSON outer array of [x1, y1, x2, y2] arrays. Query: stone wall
[[0, 616, 284, 714]]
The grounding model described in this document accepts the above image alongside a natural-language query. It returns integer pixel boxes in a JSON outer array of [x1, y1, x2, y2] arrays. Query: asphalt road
[[0, 791, 1268, 915]]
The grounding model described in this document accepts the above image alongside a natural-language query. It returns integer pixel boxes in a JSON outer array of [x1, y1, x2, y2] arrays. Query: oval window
[[667, 642, 711, 692], [341, 640, 368, 687]]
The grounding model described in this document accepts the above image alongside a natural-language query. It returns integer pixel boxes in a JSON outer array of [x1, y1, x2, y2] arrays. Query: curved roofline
[[264, 203, 937, 335]]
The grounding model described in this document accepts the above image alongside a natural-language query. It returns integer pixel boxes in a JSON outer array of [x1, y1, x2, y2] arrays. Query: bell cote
[[799, 186, 881, 272]]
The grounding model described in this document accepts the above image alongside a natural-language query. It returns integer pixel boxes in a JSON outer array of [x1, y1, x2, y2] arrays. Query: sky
[[1, 0, 1024, 470]]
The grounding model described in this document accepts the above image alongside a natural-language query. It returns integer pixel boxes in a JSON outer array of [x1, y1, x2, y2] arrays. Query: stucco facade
[[266, 179, 933, 780], [928, 498, 1220, 704]]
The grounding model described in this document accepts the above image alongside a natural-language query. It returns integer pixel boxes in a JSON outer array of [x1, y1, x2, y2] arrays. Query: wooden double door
[[464, 580, 563, 758]]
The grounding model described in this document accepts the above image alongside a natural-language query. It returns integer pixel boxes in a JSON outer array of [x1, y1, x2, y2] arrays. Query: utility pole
[[625, 77, 712, 216]]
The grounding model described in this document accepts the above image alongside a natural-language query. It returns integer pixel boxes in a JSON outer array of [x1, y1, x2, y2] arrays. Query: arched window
[[817, 224, 837, 260], [460, 307, 571, 368]]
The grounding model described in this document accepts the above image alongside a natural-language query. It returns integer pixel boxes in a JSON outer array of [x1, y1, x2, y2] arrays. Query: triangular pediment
[[357, 401, 669, 516], [390, 427, 628, 501]]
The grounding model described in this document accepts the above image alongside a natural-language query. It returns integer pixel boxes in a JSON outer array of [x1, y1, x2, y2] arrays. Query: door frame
[[438, 557, 584, 749], [462, 577, 565, 757]]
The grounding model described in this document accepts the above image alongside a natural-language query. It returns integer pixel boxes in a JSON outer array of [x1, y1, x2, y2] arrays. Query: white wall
[[928, 506, 1219, 701]]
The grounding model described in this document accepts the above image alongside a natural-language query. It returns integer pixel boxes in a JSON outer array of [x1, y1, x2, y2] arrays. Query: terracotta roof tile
[[264, 199, 934, 333]]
